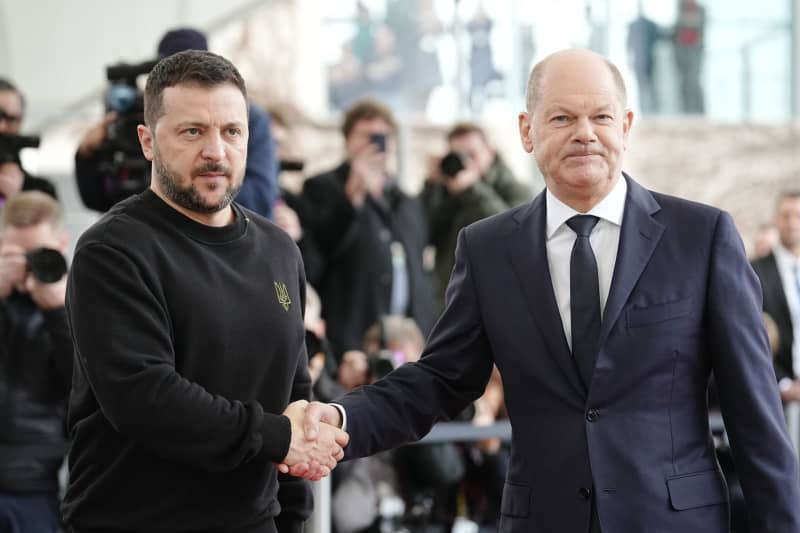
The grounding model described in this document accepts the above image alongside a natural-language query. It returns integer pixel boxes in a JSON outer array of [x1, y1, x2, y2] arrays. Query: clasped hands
[[278, 400, 348, 481]]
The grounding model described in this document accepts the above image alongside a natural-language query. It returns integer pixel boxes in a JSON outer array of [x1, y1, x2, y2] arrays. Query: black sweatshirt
[[62, 190, 311, 533]]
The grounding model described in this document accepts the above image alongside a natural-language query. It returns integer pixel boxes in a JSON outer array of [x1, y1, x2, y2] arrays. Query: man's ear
[[518, 112, 534, 154], [138, 124, 155, 161]]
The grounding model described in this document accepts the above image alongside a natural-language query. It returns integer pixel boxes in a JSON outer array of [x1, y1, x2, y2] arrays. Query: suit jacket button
[[579, 487, 592, 500], [586, 409, 599, 422]]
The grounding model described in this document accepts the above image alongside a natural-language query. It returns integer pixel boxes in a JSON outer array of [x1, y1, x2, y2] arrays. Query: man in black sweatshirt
[[62, 50, 347, 533]]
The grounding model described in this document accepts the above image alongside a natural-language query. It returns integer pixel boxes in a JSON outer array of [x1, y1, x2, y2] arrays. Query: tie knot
[[566, 215, 600, 237]]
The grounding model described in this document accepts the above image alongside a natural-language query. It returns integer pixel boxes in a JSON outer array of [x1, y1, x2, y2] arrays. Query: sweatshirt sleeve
[[67, 242, 291, 471]]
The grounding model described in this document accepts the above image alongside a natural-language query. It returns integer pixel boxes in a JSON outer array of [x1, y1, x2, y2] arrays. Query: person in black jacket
[[0, 192, 72, 533], [300, 99, 434, 358], [0, 78, 58, 203], [752, 190, 800, 401]]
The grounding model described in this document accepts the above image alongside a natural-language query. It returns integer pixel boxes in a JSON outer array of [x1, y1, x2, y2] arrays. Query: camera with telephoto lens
[[439, 151, 468, 179], [24, 247, 68, 283], [0, 133, 40, 165]]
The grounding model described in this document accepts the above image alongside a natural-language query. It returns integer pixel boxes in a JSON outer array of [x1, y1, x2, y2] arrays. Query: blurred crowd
[[2, 1, 799, 530]]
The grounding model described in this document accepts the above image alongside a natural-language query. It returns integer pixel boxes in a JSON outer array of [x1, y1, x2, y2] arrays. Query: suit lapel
[[598, 175, 665, 347], [509, 193, 587, 398]]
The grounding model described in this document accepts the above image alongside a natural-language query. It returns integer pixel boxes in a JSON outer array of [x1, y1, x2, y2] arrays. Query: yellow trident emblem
[[274, 282, 291, 311]]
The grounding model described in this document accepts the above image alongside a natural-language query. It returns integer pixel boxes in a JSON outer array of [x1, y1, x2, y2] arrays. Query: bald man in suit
[[286, 49, 800, 533]]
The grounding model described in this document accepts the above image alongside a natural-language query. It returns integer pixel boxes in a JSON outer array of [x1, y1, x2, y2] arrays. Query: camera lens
[[25, 248, 68, 283], [439, 152, 465, 178], [106, 84, 138, 113]]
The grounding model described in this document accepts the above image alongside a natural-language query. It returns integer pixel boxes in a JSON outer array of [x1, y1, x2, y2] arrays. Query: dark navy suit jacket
[[337, 175, 800, 532]]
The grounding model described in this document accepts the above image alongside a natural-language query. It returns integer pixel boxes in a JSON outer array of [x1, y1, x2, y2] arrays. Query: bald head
[[525, 49, 628, 113]]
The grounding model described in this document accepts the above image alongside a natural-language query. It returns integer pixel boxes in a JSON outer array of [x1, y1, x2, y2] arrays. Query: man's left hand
[[25, 273, 67, 310]]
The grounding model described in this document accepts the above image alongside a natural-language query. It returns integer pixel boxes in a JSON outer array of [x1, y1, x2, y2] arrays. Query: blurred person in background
[[0, 78, 58, 203], [75, 28, 280, 218], [751, 222, 778, 260], [423, 122, 531, 311], [626, 3, 662, 114], [752, 191, 800, 404], [300, 99, 433, 359], [0, 192, 72, 533], [673, 0, 706, 114]]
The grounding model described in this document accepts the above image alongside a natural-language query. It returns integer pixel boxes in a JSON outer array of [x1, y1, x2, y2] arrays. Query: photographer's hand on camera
[[346, 143, 385, 207], [77, 112, 116, 158], [445, 158, 482, 196], [0, 161, 24, 201], [0, 243, 27, 299], [24, 269, 66, 310]]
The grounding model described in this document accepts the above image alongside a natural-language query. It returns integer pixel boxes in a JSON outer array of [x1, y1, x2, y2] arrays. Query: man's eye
[[551, 115, 570, 123], [184, 128, 200, 136]]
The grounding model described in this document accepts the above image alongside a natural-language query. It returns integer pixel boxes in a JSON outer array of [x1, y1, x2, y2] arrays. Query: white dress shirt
[[546, 176, 627, 350], [773, 244, 800, 378]]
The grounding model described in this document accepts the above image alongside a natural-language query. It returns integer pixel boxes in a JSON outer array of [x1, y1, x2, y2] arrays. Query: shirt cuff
[[331, 403, 347, 432], [779, 377, 794, 393]]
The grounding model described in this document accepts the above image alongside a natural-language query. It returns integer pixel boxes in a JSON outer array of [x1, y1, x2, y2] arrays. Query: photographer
[[0, 192, 72, 533], [0, 79, 58, 203], [422, 122, 531, 311], [301, 99, 433, 358], [75, 28, 280, 217]]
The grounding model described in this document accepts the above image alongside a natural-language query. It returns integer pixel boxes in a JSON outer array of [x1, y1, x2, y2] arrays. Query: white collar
[[774, 243, 800, 269], [546, 174, 628, 239]]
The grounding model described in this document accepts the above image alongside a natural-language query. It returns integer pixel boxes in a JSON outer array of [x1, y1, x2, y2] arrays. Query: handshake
[[278, 400, 349, 481]]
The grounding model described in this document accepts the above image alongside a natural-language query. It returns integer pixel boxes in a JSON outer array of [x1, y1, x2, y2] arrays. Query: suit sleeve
[[237, 106, 280, 219], [337, 227, 495, 458], [707, 212, 800, 531], [67, 242, 292, 472]]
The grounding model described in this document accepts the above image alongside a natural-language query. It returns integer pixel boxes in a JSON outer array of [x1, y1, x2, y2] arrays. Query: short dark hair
[[525, 54, 627, 112], [144, 50, 247, 128], [341, 99, 397, 139], [777, 190, 800, 207], [0, 77, 25, 115], [446, 121, 488, 143]]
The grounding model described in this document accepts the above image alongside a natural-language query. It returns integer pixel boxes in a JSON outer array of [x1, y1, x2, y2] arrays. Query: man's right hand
[[0, 243, 27, 299], [345, 143, 385, 207], [77, 112, 116, 158], [279, 400, 348, 481]]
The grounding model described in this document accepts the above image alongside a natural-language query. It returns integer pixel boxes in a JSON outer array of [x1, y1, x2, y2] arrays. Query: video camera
[[104, 60, 157, 157], [0, 133, 40, 164], [91, 59, 158, 203]]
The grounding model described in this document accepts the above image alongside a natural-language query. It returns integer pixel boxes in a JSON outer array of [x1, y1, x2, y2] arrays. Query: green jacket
[[422, 155, 531, 311]]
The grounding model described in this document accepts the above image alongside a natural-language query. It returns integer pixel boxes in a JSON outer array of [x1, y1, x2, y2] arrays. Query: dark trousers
[[0, 491, 60, 533]]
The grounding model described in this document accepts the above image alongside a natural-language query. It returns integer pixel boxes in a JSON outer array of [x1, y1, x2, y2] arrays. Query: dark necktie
[[567, 215, 601, 388]]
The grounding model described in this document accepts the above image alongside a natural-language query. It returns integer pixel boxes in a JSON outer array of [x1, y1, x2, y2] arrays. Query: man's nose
[[201, 132, 226, 160], [572, 116, 598, 144]]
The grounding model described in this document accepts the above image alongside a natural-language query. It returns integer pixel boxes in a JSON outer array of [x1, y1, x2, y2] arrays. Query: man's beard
[[154, 155, 242, 215]]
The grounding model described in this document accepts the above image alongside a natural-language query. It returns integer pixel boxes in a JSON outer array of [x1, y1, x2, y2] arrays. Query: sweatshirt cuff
[[260, 412, 292, 463]]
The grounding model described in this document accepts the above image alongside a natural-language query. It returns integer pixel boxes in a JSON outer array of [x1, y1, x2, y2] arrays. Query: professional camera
[[25, 247, 68, 283], [104, 60, 157, 156], [439, 151, 467, 179], [0, 133, 40, 164]]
